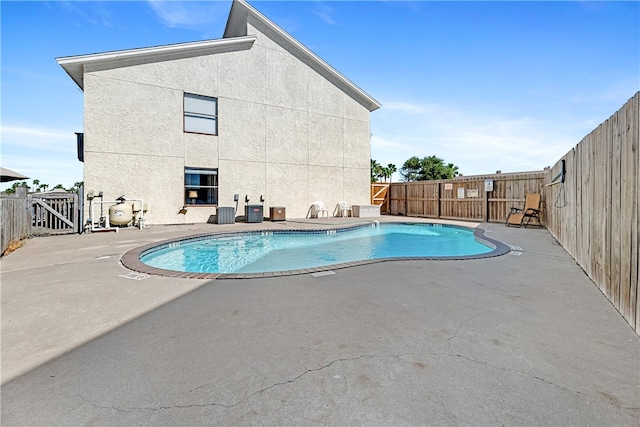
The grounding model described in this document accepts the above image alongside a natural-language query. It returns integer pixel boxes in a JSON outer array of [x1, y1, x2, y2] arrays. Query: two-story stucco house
[[57, 0, 380, 225]]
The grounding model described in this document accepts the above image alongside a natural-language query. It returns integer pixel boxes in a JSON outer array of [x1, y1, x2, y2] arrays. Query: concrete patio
[[1, 216, 638, 425]]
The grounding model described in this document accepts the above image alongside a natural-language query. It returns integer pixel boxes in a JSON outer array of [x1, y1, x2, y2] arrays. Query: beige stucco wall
[[82, 22, 372, 225]]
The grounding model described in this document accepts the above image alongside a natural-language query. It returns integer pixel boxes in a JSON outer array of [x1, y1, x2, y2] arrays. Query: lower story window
[[185, 167, 218, 205]]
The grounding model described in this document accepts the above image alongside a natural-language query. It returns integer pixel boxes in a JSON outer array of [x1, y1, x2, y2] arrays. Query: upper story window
[[184, 93, 217, 135]]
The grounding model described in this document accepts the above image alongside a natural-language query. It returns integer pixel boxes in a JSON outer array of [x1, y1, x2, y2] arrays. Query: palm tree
[[379, 167, 390, 182], [386, 163, 397, 183], [371, 159, 383, 183], [446, 163, 459, 177], [68, 181, 84, 194], [32, 179, 40, 192], [4, 181, 28, 195]]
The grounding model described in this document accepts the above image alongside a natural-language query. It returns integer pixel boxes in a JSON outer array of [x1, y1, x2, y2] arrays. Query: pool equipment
[[109, 196, 132, 226], [86, 191, 146, 232], [546, 159, 567, 208]]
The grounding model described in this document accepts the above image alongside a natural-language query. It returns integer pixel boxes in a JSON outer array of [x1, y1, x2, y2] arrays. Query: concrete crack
[[440, 298, 517, 355], [445, 353, 640, 411], [225, 353, 410, 408], [430, 303, 637, 410], [434, 308, 594, 404], [448, 351, 585, 395], [79, 353, 410, 413], [78, 394, 134, 413], [441, 310, 491, 354]]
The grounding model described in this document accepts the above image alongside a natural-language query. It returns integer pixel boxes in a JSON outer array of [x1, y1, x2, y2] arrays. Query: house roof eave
[[224, 0, 381, 112], [55, 36, 257, 91]]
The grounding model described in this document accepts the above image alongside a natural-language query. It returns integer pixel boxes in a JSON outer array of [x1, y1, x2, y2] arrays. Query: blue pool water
[[140, 223, 493, 274]]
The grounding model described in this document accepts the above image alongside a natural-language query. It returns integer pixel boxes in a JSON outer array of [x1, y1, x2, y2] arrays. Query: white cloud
[[312, 2, 336, 25], [0, 125, 82, 190], [147, 1, 229, 30], [382, 102, 433, 115], [0, 154, 83, 192], [371, 100, 579, 178], [1, 126, 76, 153], [371, 134, 411, 151], [56, 1, 115, 28], [595, 78, 639, 104]]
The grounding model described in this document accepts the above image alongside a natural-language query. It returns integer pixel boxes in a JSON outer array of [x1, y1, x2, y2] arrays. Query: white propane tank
[[109, 202, 133, 226]]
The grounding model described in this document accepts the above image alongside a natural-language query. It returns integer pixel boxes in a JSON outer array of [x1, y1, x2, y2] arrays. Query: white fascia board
[[227, 0, 381, 112], [56, 36, 257, 90]]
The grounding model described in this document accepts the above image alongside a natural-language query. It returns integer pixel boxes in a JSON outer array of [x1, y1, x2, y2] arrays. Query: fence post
[[1, 188, 31, 255], [404, 184, 408, 216], [437, 182, 441, 219], [15, 187, 31, 238], [77, 186, 84, 234], [484, 186, 489, 222]]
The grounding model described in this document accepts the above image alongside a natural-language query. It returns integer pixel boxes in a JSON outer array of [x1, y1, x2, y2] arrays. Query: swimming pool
[[128, 223, 509, 278]]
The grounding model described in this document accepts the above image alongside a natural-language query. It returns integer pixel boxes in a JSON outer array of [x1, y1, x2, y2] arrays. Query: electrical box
[[245, 205, 263, 223], [270, 206, 286, 221], [216, 207, 235, 224]]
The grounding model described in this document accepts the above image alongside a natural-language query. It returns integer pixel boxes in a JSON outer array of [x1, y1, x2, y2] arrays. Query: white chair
[[333, 201, 352, 217], [307, 201, 329, 218]]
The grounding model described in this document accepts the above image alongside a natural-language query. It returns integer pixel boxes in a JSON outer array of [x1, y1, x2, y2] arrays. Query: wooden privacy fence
[[384, 172, 546, 223], [1, 192, 31, 255], [545, 92, 639, 333], [1, 189, 83, 256]]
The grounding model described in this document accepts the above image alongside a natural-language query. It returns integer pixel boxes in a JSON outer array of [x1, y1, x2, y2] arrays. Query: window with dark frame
[[185, 167, 218, 205], [184, 93, 217, 135]]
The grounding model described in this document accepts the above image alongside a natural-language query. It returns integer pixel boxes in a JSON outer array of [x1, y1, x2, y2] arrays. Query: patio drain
[[509, 245, 524, 256], [311, 271, 336, 277]]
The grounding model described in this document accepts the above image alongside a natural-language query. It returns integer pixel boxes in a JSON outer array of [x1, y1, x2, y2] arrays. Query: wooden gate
[[370, 183, 389, 213], [31, 192, 82, 234]]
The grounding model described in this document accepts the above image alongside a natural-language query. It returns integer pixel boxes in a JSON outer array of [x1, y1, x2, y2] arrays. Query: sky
[[1, 0, 638, 190]]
